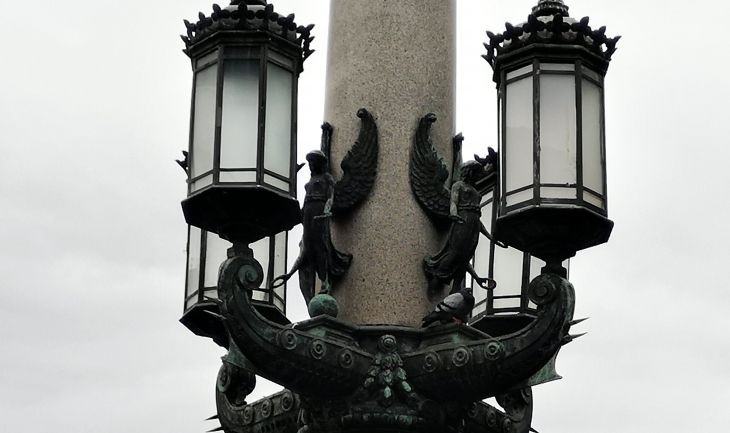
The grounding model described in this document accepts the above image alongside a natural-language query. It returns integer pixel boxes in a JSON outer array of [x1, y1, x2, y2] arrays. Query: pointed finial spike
[[569, 317, 589, 327], [205, 414, 220, 421]]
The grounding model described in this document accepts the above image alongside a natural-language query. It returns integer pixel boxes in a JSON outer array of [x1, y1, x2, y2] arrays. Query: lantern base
[[182, 186, 301, 243], [180, 302, 228, 348], [494, 206, 613, 261]]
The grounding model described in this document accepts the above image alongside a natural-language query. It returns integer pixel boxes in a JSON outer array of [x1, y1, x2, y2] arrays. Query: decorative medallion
[[423, 352, 442, 373], [338, 349, 354, 369], [242, 405, 254, 425], [260, 398, 273, 418], [281, 391, 295, 412], [484, 341, 504, 361], [279, 329, 299, 351], [452, 347, 471, 367], [309, 339, 327, 359]]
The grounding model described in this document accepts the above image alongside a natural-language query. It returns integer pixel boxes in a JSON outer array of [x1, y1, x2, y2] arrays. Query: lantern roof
[[483, 0, 620, 78], [181, 0, 315, 64]]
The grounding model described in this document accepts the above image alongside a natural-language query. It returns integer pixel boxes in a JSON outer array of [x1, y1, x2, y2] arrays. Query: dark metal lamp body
[[174, 1, 620, 433], [181, 2, 314, 244], [484, 2, 620, 262]]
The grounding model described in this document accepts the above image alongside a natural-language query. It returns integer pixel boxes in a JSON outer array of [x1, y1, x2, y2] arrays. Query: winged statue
[[409, 113, 500, 300], [272, 109, 379, 305]]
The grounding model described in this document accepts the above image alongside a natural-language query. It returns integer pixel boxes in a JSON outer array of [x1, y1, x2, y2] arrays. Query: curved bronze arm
[[219, 246, 574, 404]]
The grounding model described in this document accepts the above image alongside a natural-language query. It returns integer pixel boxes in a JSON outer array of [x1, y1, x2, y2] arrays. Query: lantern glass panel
[[264, 174, 289, 191], [584, 192, 603, 208], [264, 64, 293, 179], [251, 236, 271, 302], [219, 171, 257, 183], [492, 246, 524, 299], [581, 78, 604, 197], [191, 174, 213, 192], [506, 189, 533, 207], [197, 50, 218, 68], [220, 60, 260, 171], [540, 187, 576, 199], [504, 76, 533, 195], [191, 65, 218, 179], [272, 232, 288, 313], [507, 64, 533, 79], [494, 297, 521, 310], [472, 199, 493, 306], [541, 63, 574, 72], [204, 232, 231, 289], [186, 226, 202, 300], [539, 74, 577, 187], [582, 66, 602, 82]]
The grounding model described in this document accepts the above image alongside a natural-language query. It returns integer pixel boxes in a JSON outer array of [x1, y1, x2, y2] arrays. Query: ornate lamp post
[[174, 1, 620, 433]]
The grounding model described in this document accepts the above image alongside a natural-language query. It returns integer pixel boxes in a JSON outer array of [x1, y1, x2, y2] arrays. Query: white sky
[[0, 0, 728, 432]]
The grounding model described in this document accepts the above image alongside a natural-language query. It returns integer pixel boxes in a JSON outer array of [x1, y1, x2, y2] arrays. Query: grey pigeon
[[422, 287, 475, 327]]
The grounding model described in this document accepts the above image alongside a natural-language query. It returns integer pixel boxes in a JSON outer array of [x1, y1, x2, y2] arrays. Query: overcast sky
[[0, 0, 728, 432]]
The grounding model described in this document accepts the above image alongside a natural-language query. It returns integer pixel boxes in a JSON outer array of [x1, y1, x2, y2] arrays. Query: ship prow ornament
[[272, 109, 379, 313]]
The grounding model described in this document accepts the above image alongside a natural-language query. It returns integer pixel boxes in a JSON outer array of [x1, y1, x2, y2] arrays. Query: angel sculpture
[[410, 113, 501, 300], [271, 109, 379, 305]]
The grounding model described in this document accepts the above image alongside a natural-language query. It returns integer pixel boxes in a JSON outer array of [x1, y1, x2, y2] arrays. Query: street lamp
[[180, 0, 314, 243], [181, 226, 290, 344], [484, 0, 620, 263]]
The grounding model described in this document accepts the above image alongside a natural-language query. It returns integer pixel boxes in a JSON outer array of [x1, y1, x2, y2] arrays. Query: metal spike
[[530, 427, 540, 433], [207, 427, 224, 432], [206, 414, 220, 421], [569, 317, 589, 327], [570, 332, 587, 340]]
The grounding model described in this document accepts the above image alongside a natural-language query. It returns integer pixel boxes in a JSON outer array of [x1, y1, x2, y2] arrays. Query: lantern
[[180, 225, 289, 344], [469, 181, 569, 332], [180, 0, 314, 243], [483, 0, 620, 262]]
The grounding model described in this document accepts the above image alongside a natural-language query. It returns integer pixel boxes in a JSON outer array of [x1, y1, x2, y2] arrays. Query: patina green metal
[[215, 245, 577, 432]]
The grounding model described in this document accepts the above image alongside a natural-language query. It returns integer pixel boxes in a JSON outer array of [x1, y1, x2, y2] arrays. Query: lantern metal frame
[[498, 52, 608, 217], [469, 178, 569, 336], [179, 1, 315, 244], [185, 35, 300, 198], [491, 45, 614, 262]]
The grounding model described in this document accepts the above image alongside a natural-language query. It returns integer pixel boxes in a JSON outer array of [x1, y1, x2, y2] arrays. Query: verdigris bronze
[[272, 109, 378, 306], [410, 113, 499, 299]]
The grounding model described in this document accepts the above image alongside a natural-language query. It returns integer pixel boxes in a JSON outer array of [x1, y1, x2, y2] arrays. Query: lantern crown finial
[[532, 0, 569, 18], [181, 1, 315, 65]]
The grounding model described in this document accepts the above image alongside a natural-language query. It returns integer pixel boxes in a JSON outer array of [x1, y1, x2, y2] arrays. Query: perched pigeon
[[422, 287, 475, 327]]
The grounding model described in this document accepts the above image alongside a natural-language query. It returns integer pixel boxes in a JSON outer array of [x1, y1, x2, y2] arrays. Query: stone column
[[324, 0, 456, 325]]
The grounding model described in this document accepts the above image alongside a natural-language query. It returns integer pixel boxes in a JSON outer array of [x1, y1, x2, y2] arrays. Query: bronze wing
[[409, 113, 451, 223], [328, 109, 379, 215]]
